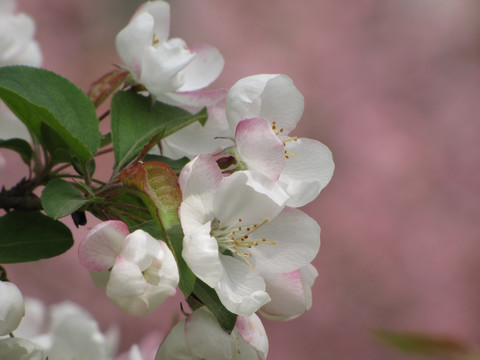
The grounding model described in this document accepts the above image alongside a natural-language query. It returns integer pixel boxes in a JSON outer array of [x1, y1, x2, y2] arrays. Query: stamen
[[152, 33, 160, 46], [212, 218, 276, 269]]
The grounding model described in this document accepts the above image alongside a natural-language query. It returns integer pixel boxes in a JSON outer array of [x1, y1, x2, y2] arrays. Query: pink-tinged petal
[[235, 314, 269, 359], [140, 40, 195, 95], [236, 117, 285, 181], [260, 264, 318, 321], [177, 44, 225, 92], [252, 207, 320, 274], [280, 137, 335, 207], [78, 221, 129, 271], [182, 222, 222, 288], [226, 74, 303, 134], [179, 154, 223, 196], [137, 1, 170, 43], [115, 12, 154, 78], [215, 255, 271, 316]]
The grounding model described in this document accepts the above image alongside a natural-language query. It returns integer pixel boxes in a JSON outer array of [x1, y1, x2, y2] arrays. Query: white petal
[[78, 220, 129, 271], [260, 264, 318, 321], [14, 298, 45, 339], [213, 171, 283, 228], [0, 281, 24, 335], [155, 319, 195, 360], [226, 74, 303, 134], [215, 255, 270, 316], [137, 1, 171, 43], [48, 301, 110, 360], [252, 207, 320, 274], [115, 12, 154, 78], [182, 222, 222, 288], [185, 307, 236, 360], [177, 44, 224, 92], [107, 257, 149, 316], [235, 117, 285, 181], [242, 170, 289, 206], [140, 40, 195, 95], [121, 230, 163, 271], [280, 137, 335, 207]]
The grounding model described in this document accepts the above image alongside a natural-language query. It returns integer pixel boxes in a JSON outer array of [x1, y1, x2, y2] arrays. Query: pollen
[[211, 218, 277, 270]]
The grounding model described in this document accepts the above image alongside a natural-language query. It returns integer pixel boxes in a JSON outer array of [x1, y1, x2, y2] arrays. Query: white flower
[[2, 298, 119, 360], [78, 220, 179, 316], [179, 155, 320, 316], [155, 306, 268, 360], [0, 0, 42, 67], [226, 74, 334, 207], [259, 264, 318, 321], [116, 1, 223, 99], [0, 281, 25, 336]]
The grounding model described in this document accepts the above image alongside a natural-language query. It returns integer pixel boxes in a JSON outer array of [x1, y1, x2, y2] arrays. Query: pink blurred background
[[3, 0, 480, 359]]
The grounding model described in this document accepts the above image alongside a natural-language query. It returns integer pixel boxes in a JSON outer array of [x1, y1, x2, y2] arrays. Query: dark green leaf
[[0, 138, 32, 165], [191, 279, 237, 334], [373, 330, 476, 358], [111, 91, 207, 172], [0, 66, 100, 165], [41, 179, 90, 219], [0, 211, 73, 263]]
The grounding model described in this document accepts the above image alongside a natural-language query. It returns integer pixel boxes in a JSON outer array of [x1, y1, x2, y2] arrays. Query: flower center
[[211, 218, 277, 269]]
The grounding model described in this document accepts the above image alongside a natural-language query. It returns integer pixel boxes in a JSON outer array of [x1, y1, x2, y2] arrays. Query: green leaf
[[135, 221, 196, 298], [41, 179, 90, 219], [191, 279, 237, 334], [0, 211, 73, 263], [0, 66, 100, 165], [373, 330, 477, 359], [120, 161, 182, 230], [111, 91, 207, 172], [0, 138, 32, 165]]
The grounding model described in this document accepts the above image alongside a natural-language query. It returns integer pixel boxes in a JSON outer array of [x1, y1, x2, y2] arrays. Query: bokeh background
[[3, 0, 480, 359]]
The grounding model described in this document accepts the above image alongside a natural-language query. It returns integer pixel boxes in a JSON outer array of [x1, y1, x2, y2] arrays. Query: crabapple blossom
[[155, 306, 268, 360], [0, 281, 24, 336], [227, 74, 334, 207], [179, 155, 320, 316], [259, 264, 318, 321], [116, 1, 224, 101], [1, 298, 119, 360], [78, 221, 179, 316]]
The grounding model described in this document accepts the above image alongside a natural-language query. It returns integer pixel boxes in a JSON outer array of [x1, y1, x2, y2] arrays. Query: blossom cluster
[[0, 1, 334, 359]]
